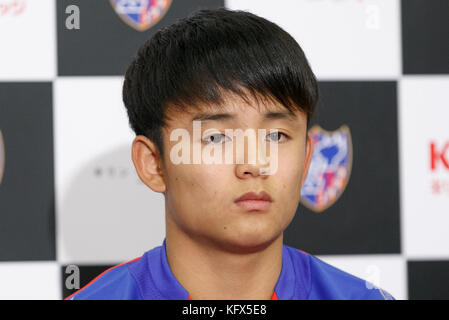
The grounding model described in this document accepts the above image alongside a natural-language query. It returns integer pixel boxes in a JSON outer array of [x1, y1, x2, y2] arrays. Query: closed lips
[[235, 191, 272, 202]]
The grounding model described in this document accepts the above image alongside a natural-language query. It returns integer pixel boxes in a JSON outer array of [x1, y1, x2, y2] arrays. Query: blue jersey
[[65, 239, 394, 300]]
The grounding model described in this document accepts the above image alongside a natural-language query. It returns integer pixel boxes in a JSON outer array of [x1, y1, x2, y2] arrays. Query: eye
[[202, 133, 230, 144], [266, 131, 289, 143]]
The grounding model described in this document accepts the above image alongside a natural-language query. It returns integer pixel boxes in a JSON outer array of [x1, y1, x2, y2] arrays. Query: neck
[[165, 216, 283, 300]]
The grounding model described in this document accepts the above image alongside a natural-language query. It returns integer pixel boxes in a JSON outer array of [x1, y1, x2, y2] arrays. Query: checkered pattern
[[0, 0, 448, 300]]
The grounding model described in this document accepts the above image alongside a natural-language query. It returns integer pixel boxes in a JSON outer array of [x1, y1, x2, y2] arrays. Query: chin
[[216, 229, 280, 254]]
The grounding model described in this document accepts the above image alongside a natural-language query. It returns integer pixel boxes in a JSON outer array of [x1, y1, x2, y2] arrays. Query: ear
[[299, 132, 314, 189], [131, 135, 166, 193]]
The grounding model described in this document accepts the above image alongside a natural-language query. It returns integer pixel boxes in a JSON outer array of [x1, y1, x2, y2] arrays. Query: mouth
[[234, 191, 273, 211]]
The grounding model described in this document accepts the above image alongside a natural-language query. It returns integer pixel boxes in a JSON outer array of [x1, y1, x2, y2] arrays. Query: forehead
[[165, 91, 306, 127]]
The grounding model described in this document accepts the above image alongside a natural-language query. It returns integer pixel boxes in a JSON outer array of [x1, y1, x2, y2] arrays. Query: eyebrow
[[191, 110, 297, 122]]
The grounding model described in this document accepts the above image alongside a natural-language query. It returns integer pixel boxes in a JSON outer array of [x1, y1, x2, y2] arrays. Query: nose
[[235, 163, 269, 179], [233, 128, 274, 178]]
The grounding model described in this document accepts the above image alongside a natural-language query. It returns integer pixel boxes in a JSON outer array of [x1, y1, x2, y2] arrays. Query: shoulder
[[286, 246, 395, 300], [65, 257, 144, 300]]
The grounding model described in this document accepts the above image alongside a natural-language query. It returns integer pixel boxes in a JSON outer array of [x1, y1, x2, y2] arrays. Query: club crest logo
[[300, 125, 353, 212], [0, 130, 4, 185], [110, 0, 172, 31]]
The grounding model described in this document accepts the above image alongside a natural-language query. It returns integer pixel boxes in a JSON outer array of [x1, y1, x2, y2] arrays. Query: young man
[[66, 8, 394, 300]]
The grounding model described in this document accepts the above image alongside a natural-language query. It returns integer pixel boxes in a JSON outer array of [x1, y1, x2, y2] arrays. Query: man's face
[[160, 93, 313, 252]]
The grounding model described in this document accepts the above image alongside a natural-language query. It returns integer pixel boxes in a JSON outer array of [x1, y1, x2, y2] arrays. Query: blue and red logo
[[110, 0, 172, 31], [300, 125, 353, 212]]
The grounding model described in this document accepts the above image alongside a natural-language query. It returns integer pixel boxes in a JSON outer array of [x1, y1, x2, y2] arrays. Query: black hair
[[123, 7, 319, 158]]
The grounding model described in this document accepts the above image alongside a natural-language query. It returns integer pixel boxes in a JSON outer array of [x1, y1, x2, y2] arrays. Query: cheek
[[278, 145, 305, 185], [273, 146, 306, 211], [165, 163, 230, 219], [172, 164, 227, 193]]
